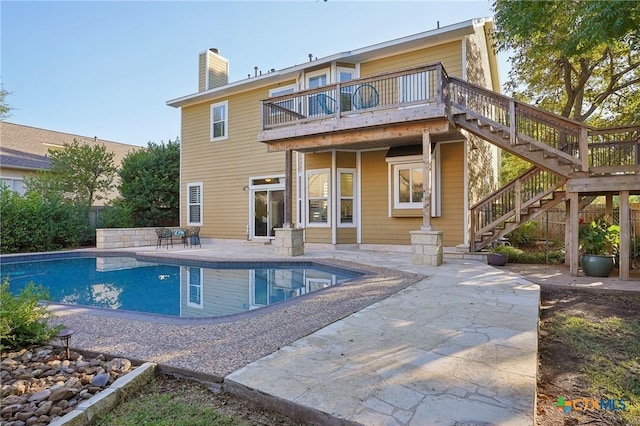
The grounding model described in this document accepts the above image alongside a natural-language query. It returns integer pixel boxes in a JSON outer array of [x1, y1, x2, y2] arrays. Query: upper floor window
[[210, 101, 228, 141]]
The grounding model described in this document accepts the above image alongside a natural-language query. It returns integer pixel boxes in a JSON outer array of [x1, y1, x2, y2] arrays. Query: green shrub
[[506, 221, 540, 247], [492, 245, 565, 264], [0, 279, 63, 350], [0, 186, 93, 253], [97, 199, 134, 228]]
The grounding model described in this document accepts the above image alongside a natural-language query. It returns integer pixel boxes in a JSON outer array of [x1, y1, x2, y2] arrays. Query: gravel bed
[[48, 259, 425, 381]]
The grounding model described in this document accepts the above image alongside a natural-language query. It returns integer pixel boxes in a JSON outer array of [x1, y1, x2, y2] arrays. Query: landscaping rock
[[0, 346, 135, 425], [91, 373, 110, 387]]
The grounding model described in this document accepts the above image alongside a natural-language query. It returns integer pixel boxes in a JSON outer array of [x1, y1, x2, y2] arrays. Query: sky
[[1, 0, 507, 147]]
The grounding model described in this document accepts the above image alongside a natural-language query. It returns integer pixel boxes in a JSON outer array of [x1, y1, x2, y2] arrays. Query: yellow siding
[[181, 85, 297, 240], [336, 228, 356, 244], [359, 145, 465, 247], [198, 52, 206, 92], [336, 151, 356, 168], [360, 41, 463, 79], [208, 52, 228, 89], [431, 142, 465, 245], [305, 228, 331, 244]]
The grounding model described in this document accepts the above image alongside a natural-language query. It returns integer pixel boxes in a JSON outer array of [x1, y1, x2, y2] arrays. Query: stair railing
[[449, 77, 589, 173], [470, 167, 566, 251]]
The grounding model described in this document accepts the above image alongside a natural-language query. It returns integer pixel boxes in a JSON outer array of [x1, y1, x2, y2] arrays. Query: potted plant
[[487, 245, 509, 266], [578, 219, 620, 277]]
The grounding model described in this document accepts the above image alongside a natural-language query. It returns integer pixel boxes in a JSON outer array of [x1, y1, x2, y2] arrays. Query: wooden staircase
[[445, 77, 639, 251], [469, 167, 566, 251]]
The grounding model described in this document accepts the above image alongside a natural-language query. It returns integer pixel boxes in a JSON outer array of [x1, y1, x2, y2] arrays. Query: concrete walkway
[[223, 257, 539, 426]]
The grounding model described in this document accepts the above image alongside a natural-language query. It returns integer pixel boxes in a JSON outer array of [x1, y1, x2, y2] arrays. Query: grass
[[94, 379, 237, 426], [549, 312, 640, 423]]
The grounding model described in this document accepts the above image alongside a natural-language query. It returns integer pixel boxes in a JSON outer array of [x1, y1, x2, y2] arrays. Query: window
[[387, 147, 441, 216], [338, 169, 356, 226], [187, 182, 203, 226], [306, 170, 329, 226], [1, 178, 25, 195], [268, 85, 296, 118], [337, 67, 356, 112], [395, 164, 423, 208], [210, 101, 228, 141], [187, 267, 203, 308], [306, 69, 329, 117]]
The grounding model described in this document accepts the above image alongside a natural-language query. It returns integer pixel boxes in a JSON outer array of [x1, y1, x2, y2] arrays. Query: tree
[[118, 139, 180, 227], [47, 139, 117, 206], [0, 84, 12, 120], [493, 0, 640, 124]]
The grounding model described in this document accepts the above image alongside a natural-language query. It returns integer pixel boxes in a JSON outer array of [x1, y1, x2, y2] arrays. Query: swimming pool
[[0, 254, 362, 318]]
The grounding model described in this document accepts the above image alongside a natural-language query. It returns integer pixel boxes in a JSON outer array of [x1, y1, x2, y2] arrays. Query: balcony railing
[[261, 64, 448, 130]]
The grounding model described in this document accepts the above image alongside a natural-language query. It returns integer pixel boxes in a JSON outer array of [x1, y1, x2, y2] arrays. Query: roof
[[167, 17, 493, 108], [0, 122, 140, 172]]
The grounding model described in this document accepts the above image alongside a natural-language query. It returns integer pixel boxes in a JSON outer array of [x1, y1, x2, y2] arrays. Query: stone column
[[274, 227, 304, 256], [411, 131, 443, 266], [411, 230, 443, 266], [274, 150, 304, 256]]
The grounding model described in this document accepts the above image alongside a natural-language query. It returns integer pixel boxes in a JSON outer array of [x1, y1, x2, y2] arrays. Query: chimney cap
[[209, 48, 219, 54]]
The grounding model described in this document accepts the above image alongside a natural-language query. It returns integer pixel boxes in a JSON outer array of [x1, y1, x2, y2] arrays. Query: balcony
[[258, 64, 453, 151]]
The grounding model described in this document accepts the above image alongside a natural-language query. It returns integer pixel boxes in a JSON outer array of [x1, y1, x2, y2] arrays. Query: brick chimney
[[199, 48, 228, 91]]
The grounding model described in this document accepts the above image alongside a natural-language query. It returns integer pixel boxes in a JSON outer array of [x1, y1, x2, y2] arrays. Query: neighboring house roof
[[167, 17, 494, 108], [0, 121, 139, 172]]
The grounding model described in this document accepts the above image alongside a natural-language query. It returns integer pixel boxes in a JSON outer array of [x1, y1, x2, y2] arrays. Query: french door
[[252, 188, 284, 239]]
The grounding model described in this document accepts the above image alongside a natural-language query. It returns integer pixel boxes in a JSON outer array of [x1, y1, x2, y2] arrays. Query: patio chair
[[352, 84, 379, 110], [155, 228, 173, 249], [183, 226, 201, 248], [314, 93, 337, 115]]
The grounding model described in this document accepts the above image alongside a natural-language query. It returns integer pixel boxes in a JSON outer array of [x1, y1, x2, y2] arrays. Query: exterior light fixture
[[57, 328, 75, 359]]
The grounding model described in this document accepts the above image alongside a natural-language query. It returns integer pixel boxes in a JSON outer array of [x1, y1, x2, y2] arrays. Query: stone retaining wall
[[95, 228, 158, 249]]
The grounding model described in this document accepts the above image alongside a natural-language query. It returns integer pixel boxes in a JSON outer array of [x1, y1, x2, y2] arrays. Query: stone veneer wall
[[96, 228, 159, 249]]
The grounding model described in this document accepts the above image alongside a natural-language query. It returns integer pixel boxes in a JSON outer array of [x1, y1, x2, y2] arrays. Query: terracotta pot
[[488, 253, 508, 266], [581, 254, 615, 277]]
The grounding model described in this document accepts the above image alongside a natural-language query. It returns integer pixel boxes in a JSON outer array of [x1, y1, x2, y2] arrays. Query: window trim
[[386, 149, 441, 217], [337, 168, 356, 228], [305, 168, 330, 227], [210, 101, 228, 141], [187, 182, 203, 226]]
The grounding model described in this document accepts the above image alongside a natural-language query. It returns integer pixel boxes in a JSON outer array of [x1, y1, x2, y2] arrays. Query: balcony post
[[411, 130, 443, 266], [274, 149, 304, 256], [568, 191, 579, 276], [422, 131, 432, 231], [619, 191, 630, 280], [579, 126, 588, 172]]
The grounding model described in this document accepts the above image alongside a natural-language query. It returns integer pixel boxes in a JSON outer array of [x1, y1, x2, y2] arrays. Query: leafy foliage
[[499, 152, 531, 185], [0, 83, 12, 120], [118, 139, 180, 227], [578, 219, 620, 255], [493, 0, 640, 123], [47, 139, 118, 206], [97, 198, 134, 228], [0, 185, 92, 253], [505, 221, 539, 247], [492, 245, 565, 265], [0, 279, 63, 351]]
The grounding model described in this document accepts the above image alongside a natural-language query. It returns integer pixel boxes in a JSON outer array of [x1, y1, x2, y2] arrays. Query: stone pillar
[[411, 230, 443, 266], [274, 227, 305, 257]]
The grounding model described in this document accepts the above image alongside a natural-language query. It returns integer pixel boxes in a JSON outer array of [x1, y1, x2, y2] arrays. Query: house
[[168, 18, 640, 278], [168, 18, 501, 252], [0, 121, 139, 205]]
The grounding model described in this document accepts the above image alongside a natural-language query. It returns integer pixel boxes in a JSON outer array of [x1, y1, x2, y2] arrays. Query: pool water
[[0, 256, 360, 318]]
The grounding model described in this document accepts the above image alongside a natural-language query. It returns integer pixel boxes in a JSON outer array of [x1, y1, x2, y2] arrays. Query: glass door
[[252, 189, 284, 239]]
